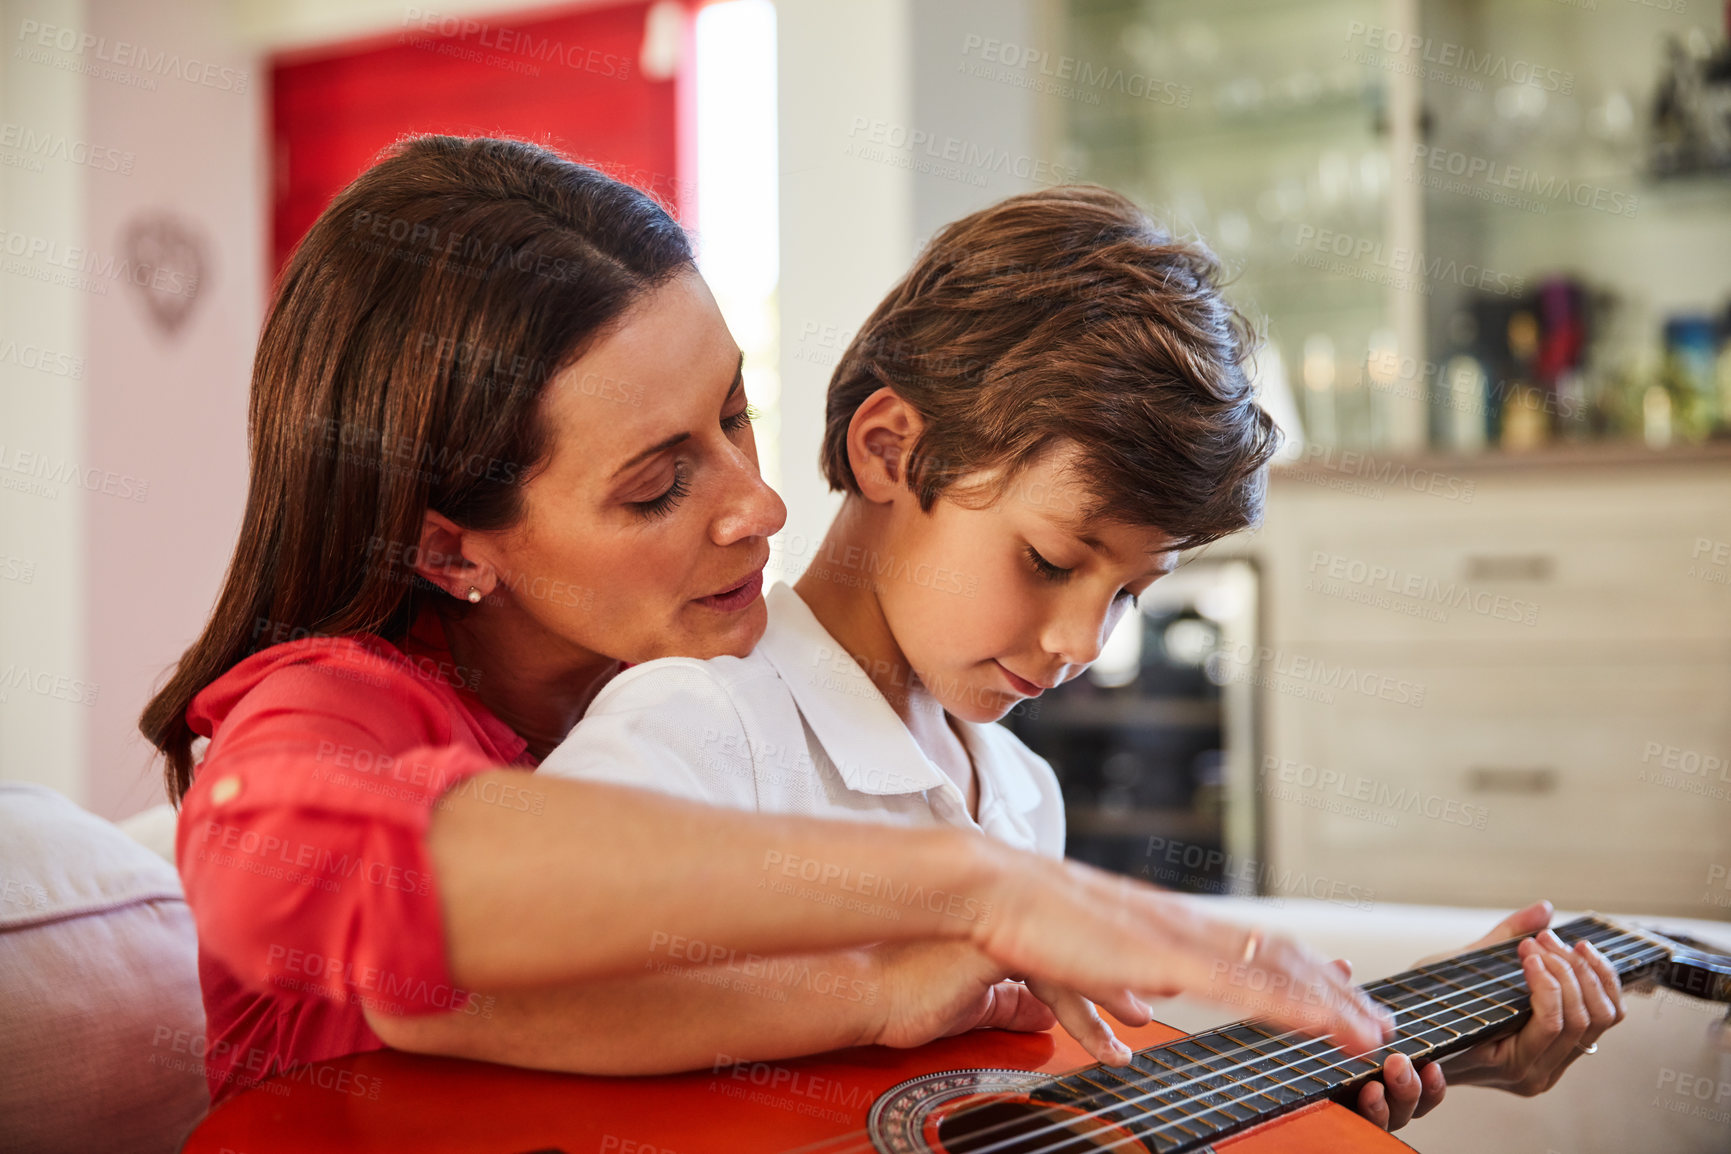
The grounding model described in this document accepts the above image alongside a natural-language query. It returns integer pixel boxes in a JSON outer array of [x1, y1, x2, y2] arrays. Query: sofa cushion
[[0, 783, 208, 1153]]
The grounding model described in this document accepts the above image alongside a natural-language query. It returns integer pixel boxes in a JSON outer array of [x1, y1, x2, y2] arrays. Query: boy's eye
[[1025, 545, 1072, 583]]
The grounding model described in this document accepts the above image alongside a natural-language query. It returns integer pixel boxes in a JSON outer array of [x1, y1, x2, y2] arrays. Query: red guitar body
[[181, 1015, 1411, 1153]]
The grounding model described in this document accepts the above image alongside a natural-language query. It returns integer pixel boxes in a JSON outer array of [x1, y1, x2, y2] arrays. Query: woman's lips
[[996, 661, 1045, 697], [695, 568, 764, 613]]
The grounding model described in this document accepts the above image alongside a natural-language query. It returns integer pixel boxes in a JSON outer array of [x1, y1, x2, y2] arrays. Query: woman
[[142, 137, 1616, 1130]]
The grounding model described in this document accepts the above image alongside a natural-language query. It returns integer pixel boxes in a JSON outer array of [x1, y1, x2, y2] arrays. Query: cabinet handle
[[1467, 766, 1557, 794], [1462, 553, 1554, 582]]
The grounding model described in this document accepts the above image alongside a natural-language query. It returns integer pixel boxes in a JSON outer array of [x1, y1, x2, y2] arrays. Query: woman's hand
[[969, 849, 1393, 1056], [1353, 900, 1626, 1132], [1437, 901, 1625, 1095]]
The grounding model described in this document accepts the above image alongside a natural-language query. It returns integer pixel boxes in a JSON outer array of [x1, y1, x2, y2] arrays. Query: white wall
[[81, 0, 263, 819], [771, 0, 1045, 572], [0, 0, 89, 807], [0, 0, 264, 818]]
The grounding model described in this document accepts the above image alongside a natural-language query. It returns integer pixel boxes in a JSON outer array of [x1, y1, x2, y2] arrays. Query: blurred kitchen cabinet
[[1249, 448, 1731, 917]]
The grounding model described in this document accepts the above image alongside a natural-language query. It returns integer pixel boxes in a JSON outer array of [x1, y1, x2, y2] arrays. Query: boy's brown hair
[[821, 185, 1278, 549]]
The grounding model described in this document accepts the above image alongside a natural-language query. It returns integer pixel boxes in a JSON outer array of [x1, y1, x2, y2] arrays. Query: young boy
[[539, 184, 1276, 864]]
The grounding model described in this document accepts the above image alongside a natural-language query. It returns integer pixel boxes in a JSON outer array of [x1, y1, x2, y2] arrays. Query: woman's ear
[[846, 386, 925, 504], [410, 510, 497, 602]]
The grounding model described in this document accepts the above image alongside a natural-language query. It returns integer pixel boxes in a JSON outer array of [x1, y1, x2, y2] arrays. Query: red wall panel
[[270, 2, 681, 274]]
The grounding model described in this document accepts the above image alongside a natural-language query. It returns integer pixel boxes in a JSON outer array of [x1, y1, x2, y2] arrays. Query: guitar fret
[[1007, 919, 1697, 1154], [1411, 962, 1517, 1031], [1119, 1052, 1217, 1138], [1070, 1068, 1137, 1103], [1196, 1032, 1308, 1109], [1067, 1069, 1184, 1139], [1140, 1047, 1246, 1134], [1218, 1025, 1328, 1098]]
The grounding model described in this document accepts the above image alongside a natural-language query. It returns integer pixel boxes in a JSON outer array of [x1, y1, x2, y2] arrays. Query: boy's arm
[[366, 948, 885, 1074], [364, 940, 1065, 1075]]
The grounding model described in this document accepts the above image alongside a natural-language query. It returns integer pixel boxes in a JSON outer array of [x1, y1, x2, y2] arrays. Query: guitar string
[[962, 936, 1669, 1154], [934, 934, 1661, 1154], [929, 933, 1667, 1154], [944, 930, 1665, 1154], [904, 932, 1663, 1154], [765, 922, 1640, 1154], [766, 925, 1654, 1154], [767, 926, 1661, 1154]]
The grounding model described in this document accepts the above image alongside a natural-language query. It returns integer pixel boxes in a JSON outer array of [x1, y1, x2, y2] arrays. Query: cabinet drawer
[[1260, 659, 1731, 916], [1272, 517, 1731, 645], [1264, 464, 1731, 645]]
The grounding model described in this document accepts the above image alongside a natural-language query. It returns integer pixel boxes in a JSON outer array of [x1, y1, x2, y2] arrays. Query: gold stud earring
[[466, 587, 482, 604]]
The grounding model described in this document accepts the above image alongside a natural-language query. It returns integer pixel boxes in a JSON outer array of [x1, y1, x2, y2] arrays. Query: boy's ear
[[847, 385, 925, 504], [410, 510, 498, 602]]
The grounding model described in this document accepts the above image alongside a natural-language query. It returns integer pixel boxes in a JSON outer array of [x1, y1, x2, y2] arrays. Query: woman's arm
[[431, 773, 994, 988], [429, 772, 1394, 1054]]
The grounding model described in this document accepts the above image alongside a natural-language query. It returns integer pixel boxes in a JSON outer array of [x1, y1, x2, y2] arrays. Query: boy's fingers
[[1027, 979, 1132, 1066], [979, 980, 1057, 1035]]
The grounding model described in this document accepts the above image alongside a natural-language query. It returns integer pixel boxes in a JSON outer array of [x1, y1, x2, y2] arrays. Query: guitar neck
[[1030, 916, 1673, 1154]]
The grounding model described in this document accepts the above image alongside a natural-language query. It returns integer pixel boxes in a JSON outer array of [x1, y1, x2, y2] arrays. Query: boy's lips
[[694, 568, 764, 613], [995, 661, 1046, 697]]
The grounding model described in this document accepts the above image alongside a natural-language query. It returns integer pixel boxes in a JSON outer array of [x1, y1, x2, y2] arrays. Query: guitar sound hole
[[935, 1100, 1147, 1154]]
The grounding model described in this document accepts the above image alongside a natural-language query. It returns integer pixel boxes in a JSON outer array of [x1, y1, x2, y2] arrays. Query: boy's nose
[[1042, 614, 1109, 669]]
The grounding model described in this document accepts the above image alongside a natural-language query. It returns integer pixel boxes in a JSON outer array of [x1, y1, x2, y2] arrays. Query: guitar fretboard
[[1027, 916, 1669, 1154]]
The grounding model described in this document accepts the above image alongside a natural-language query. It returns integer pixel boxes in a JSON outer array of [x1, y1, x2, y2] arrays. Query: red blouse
[[176, 610, 538, 1104]]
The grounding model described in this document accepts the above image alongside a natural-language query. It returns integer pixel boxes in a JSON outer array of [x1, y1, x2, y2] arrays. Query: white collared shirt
[[539, 583, 1065, 858]]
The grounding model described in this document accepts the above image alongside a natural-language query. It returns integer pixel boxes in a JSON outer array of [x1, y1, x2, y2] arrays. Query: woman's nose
[[711, 454, 787, 546]]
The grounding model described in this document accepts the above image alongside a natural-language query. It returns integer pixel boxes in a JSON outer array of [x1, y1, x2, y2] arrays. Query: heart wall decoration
[[121, 212, 209, 338]]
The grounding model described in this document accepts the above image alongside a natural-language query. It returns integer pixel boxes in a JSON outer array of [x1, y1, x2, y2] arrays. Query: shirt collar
[[756, 583, 951, 797]]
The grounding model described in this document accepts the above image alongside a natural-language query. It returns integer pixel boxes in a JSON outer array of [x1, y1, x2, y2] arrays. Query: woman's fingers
[[1026, 979, 1133, 1066], [976, 857, 1392, 1057], [1488, 900, 1554, 944], [1090, 988, 1154, 1027], [1577, 939, 1625, 1029], [1513, 936, 1578, 1093]]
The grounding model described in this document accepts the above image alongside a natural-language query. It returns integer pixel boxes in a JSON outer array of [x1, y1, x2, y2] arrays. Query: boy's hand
[[1022, 978, 1151, 1065], [865, 940, 1062, 1052]]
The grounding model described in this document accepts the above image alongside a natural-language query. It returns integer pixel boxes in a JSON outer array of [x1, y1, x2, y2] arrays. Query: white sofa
[[0, 784, 208, 1154]]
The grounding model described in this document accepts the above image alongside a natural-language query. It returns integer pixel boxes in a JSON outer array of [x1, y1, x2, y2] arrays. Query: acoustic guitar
[[181, 915, 1730, 1154]]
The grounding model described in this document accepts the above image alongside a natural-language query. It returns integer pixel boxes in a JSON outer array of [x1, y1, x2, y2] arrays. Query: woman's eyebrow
[[609, 353, 746, 481], [610, 432, 691, 480]]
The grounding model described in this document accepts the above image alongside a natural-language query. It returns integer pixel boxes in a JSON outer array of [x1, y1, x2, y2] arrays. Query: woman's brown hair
[[821, 184, 1278, 547], [141, 136, 693, 803]]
